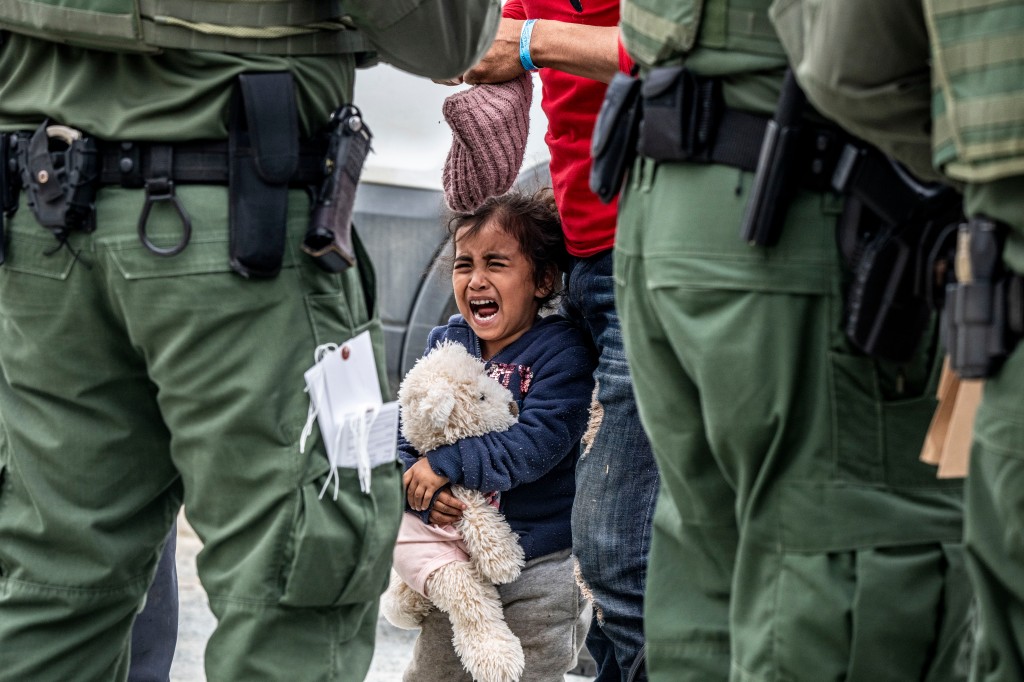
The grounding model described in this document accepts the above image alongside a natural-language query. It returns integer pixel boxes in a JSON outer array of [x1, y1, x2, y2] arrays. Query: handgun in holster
[[832, 146, 963, 363], [303, 105, 372, 273], [945, 216, 1023, 379]]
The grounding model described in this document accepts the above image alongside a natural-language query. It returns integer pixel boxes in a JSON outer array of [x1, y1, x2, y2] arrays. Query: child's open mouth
[[470, 299, 499, 321]]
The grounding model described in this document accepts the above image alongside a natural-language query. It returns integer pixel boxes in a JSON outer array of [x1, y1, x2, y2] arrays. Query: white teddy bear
[[382, 341, 527, 682]]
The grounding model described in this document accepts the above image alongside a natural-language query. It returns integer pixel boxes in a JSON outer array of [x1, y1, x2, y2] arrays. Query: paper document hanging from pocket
[[300, 330, 398, 497]]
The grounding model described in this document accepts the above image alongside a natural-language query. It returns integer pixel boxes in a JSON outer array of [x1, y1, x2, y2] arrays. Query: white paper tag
[[300, 331, 398, 497]]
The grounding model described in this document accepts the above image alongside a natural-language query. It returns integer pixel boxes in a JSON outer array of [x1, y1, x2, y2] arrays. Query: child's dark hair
[[447, 188, 567, 308]]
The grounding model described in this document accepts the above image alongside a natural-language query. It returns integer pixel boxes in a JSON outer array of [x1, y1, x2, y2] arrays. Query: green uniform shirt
[[0, 33, 353, 139], [621, 0, 787, 115]]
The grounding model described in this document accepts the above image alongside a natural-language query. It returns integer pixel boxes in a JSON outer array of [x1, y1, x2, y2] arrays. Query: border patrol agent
[[608, 0, 972, 679], [0, 2, 499, 680], [773, 1, 1024, 679]]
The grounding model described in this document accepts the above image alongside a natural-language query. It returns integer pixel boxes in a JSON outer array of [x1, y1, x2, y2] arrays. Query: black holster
[[739, 71, 806, 248], [15, 121, 98, 239], [228, 72, 299, 279], [834, 147, 963, 363], [738, 71, 844, 247], [303, 104, 372, 273], [944, 216, 1024, 379], [590, 72, 641, 204]]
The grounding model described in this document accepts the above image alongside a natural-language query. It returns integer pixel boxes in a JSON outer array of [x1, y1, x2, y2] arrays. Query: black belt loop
[[138, 144, 192, 257], [118, 142, 144, 189]]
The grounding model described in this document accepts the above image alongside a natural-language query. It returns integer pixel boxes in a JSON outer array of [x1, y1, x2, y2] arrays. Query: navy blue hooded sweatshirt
[[398, 314, 596, 561]]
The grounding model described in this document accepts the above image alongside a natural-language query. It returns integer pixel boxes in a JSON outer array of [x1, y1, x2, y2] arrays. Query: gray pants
[[404, 549, 588, 682]]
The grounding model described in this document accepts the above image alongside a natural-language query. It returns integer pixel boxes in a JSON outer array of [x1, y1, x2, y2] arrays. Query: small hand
[[403, 458, 449, 511], [428, 489, 467, 526]]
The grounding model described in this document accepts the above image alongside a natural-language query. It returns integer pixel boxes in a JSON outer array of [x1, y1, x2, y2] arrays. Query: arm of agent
[[455, 17, 620, 85], [403, 459, 467, 525]]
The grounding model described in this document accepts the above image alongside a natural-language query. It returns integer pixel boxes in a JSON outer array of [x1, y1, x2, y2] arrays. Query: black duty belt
[[636, 66, 847, 192], [3, 133, 326, 190], [96, 139, 326, 188], [1, 116, 326, 262], [688, 108, 768, 173], [0, 71, 352, 277]]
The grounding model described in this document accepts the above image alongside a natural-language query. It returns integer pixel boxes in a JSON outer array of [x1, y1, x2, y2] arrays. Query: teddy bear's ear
[[425, 387, 456, 430]]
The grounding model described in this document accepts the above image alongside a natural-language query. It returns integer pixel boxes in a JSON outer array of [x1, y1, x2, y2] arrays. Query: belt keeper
[[118, 142, 144, 189], [137, 144, 192, 257]]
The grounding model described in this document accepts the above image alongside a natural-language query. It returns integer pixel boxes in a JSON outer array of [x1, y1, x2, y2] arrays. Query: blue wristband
[[519, 19, 539, 72]]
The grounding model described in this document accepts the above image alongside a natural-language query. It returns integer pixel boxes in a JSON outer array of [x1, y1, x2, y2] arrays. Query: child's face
[[452, 219, 549, 360]]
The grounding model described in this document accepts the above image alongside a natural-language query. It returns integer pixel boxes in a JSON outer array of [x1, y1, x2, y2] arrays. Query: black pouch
[[303, 105, 373, 273], [637, 66, 720, 162], [228, 72, 299, 279], [945, 217, 1014, 379], [589, 72, 641, 204], [16, 121, 98, 236]]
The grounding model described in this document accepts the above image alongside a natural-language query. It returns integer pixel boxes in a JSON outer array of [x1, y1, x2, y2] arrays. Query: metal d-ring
[[138, 176, 192, 256]]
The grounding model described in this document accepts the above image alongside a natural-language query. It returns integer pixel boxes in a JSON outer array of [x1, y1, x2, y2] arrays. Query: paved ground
[[169, 513, 596, 681]]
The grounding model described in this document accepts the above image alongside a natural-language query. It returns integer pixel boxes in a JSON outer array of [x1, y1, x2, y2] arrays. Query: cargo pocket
[[829, 349, 957, 488], [3, 228, 79, 280], [303, 230, 390, 396], [280, 461, 403, 608], [772, 544, 963, 681]]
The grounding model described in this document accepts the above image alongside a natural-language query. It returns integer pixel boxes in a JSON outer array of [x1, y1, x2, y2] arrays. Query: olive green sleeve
[[769, 0, 942, 183], [344, 0, 500, 79]]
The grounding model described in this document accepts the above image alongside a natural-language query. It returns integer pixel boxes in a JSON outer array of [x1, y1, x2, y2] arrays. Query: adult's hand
[[463, 18, 526, 85], [463, 18, 621, 85]]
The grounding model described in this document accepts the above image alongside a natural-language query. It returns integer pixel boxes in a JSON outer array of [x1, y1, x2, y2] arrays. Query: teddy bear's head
[[398, 341, 519, 454]]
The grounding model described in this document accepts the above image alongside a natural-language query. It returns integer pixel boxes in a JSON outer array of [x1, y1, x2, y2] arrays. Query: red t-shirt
[[504, 0, 633, 257]]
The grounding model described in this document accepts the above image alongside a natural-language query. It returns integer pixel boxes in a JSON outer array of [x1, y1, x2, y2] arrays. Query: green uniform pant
[[0, 185, 403, 681], [962, 177, 1024, 682], [966, 342, 1024, 682], [614, 159, 971, 682]]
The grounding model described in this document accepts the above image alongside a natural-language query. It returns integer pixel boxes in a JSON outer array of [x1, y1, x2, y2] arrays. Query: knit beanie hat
[[442, 73, 533, 213]]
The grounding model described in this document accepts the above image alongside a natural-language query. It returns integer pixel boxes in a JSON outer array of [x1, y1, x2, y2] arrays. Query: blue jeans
[[562, 250, 658, 681]]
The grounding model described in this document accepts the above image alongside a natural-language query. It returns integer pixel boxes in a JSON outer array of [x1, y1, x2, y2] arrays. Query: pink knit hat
[[442, 74, 533, 213]]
